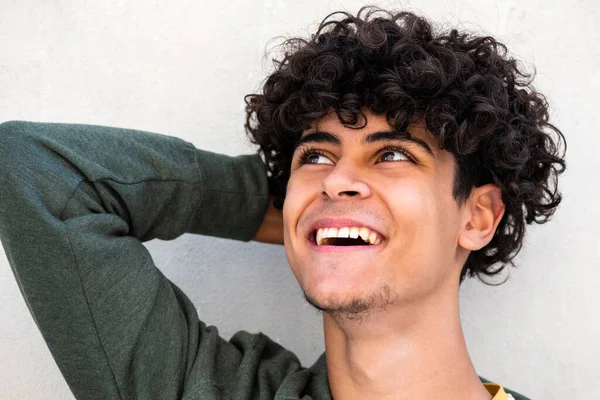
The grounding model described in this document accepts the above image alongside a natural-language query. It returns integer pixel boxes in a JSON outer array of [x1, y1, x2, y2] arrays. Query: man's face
[[283, 109, 467, 316]]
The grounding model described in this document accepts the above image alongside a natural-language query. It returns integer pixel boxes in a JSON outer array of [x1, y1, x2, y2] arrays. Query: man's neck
[[323, 286, 492, 400]]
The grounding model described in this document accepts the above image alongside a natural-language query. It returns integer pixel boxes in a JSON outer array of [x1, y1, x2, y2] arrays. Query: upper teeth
[[315, 227, 384, 246]]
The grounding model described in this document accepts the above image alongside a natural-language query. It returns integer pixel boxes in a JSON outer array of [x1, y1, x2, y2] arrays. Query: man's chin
[[301, 284, 397, 320]]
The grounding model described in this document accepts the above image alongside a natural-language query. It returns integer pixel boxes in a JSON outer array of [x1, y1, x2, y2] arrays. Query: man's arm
[[252, 197, 284, 244], [0, 121, 278, 399]]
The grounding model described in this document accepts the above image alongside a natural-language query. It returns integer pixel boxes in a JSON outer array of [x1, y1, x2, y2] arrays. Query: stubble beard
[[301, 283, 398, 323]]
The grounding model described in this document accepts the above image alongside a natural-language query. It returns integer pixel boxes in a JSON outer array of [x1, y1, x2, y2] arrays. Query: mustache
[[298, 203, 385, 231]]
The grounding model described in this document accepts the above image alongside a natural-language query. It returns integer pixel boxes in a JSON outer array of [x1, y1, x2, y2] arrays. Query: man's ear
[[457, 184, 505, 251]]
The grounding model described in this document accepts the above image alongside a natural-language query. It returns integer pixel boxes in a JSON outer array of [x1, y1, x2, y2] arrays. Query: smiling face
[[283, 109, 470, 317]]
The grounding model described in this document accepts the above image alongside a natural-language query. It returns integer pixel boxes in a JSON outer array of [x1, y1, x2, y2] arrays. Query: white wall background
[[0, 1, 598, 398]]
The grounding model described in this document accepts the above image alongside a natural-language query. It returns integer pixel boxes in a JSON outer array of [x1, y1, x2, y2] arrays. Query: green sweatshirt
[[0, 121, 529, 400]]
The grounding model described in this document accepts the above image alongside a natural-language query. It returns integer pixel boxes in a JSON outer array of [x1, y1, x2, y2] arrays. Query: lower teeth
[[320, 238, 370, 246]]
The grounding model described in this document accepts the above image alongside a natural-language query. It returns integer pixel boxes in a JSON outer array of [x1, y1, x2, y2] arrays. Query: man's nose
[[320, 161, 372, 200]]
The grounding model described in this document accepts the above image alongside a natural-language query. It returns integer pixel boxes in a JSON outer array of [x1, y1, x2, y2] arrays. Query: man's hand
[[252, 197, 284, 244]]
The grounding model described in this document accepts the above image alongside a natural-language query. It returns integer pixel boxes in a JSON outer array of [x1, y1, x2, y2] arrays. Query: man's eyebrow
[[294, 131, 340, 149], [363, 130, 435, 158], [295, 130, 435, 159]]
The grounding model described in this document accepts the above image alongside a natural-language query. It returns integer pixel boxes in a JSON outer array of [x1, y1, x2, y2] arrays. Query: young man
[[0, 6, 565, 400]]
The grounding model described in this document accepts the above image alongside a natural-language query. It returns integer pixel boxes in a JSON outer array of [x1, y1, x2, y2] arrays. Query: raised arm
[[0, 121, 283, 399], [252, 197, 284, 244]]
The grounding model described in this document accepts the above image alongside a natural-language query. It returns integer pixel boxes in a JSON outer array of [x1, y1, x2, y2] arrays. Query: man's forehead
[[301, 112, 440, 150]]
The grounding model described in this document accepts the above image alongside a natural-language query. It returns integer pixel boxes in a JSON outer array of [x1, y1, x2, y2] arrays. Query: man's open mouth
[[311, 227, 386, 246]]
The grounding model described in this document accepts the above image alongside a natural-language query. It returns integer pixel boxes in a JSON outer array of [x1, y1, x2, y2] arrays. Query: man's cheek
[[389, 185, 431, 220], [283, 182, 304, 239]]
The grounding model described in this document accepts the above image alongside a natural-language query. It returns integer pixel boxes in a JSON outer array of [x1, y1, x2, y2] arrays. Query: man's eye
[[378, 147, 411, 162], [307, 154, 333, 164], [301, 151, 334, 165]]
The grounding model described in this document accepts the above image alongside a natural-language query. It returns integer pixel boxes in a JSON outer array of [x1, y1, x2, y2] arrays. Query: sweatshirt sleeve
[[0, 121, 270, 399]]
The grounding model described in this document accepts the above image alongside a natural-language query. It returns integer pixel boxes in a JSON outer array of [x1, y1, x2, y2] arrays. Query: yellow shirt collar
[[484, 383, 514, 400]]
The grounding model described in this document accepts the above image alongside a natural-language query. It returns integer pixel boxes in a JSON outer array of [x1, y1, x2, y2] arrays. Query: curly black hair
[[244, 6, 567, 283]]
